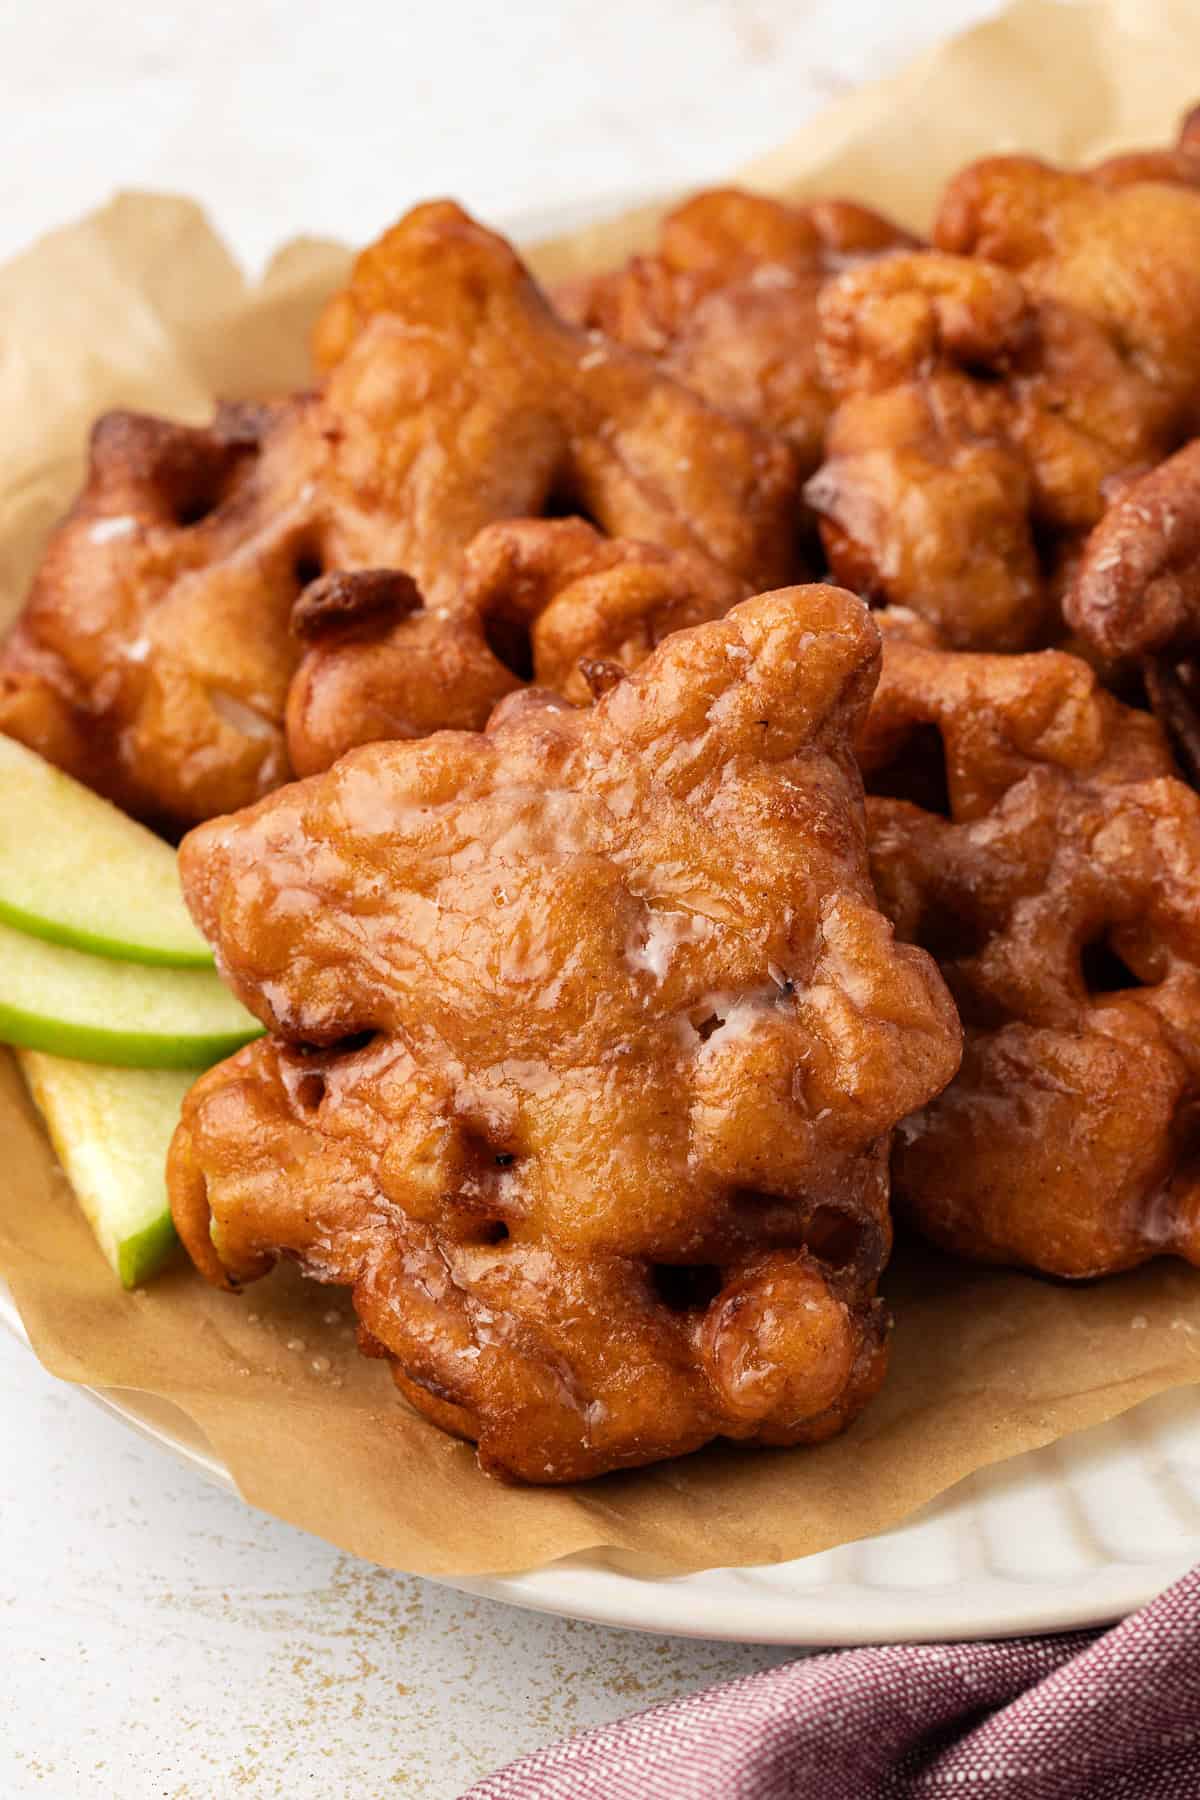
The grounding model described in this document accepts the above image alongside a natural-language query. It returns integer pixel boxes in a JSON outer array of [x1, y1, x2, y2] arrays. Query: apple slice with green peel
[[0, 735, 212, 966], [0, 918, 262, 1068], [19, 1050, 190, 1287]]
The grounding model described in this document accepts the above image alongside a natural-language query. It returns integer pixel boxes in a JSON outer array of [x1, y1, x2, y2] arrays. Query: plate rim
[[4, 1275, 1195, 1643]]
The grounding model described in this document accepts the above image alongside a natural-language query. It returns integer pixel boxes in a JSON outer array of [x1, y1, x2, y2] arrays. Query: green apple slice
[[0, 918, 262, 1068], [19, 1049, 190, 1287], [0, 734, 212, 966]]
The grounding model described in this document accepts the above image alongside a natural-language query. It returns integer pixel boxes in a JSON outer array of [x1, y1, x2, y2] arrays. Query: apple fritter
[[0, 203, 798, 833], [286, 517, 745, 778], [168, 587, 959, 1483], [807, 110, 1200, 652], [860, 622, 1200, 1278], [1066, 441, 1200, 667], [1063, 439, 1200, 782], [556, 188, 915, 474], [805, 251, 1044, 652]]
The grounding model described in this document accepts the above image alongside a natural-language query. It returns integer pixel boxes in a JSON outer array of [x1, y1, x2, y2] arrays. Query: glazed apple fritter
[[0, 202, 797, 833], [168, 587, 960, 1482], [806, 251, 1044, 652], [861, 621, 1200, 1278], [557, 187, 915, 474], [1066, 440, 1200, 667], [286, 516, 745, 777], [807, 111, 1200, 651], [1064, 438, 1200, 782]]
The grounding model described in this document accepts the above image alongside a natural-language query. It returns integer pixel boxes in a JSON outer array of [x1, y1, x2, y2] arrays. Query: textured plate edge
[[4, 1270, 1194, 1643]]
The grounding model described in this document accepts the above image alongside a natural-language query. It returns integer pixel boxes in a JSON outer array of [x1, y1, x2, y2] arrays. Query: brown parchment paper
[[3, 0, 1200, 1580]]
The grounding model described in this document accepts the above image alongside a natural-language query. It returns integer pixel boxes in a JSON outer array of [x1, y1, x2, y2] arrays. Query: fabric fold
[[465, 1566, 1200, 1799]]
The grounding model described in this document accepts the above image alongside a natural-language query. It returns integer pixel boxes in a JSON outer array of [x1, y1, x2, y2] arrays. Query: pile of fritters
[[0, 203, 794, 834], [7, 111, 1200, 1482]]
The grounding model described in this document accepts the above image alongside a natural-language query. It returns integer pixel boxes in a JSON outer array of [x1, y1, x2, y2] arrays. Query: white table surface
[[1, 3, 1000, 1795]]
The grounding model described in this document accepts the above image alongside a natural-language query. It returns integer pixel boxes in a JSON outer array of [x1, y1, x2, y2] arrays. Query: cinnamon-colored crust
[[1066, 439, 1200, 664], [807, 109, 1200, 651], [0, 203, 798, 832], [861, 620, 1200, 1278], [557, 187, 915, 475], [285, 518, 746, 778], [169, 588, 959, 1482]]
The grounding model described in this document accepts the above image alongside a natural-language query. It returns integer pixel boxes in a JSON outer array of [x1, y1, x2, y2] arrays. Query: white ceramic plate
[[4, 195, 1199, 1646], [3, 1277, 1197, 1643]]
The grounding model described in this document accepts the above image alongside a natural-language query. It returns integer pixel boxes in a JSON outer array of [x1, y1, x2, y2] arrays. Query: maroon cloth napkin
[[465, 1566, 1200, 1798]]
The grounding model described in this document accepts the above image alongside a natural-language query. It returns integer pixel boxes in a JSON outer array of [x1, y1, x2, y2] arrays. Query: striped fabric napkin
[[466, 1565, 1200, 1797]]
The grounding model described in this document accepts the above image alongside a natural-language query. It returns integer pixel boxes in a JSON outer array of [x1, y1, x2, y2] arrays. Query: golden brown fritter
[[168, 587, 960, 1483], [557, 188, 914, 474], [286, 518, 745, 777], [807, 111, 1200, 652], [1066, 438, 1200, 665], [1065, 438, 1200, 783], [0, 202, 798, 833], [935, 147, 1200, 519], [860, 622, 1200, 1278], [805, 251, 1044, 651]]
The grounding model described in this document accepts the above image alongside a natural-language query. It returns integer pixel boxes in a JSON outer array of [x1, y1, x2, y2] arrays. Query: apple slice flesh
[[0, 734, 212, 966], [19, 1050, 191, 1287], [0, 918, 262, 1068]]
